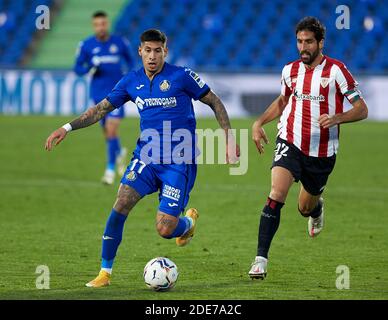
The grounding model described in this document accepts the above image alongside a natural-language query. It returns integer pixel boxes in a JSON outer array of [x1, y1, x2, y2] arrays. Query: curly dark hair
[[295, 16, 326, 42]]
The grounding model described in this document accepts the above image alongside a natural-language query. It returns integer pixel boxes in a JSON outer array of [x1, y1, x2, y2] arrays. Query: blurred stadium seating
[[0, 0, 53, 66], [114, 0, 388, 73], [30, 0, 124, 68], [0, 0, 387, 73]]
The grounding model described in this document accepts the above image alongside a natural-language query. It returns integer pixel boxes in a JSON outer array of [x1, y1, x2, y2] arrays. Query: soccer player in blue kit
[[73, 11, 134, 185], [45, 29, 240, 287]]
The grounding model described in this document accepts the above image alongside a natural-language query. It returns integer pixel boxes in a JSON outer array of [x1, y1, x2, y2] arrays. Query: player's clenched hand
[[318, 113, 340, 129], [45, 128, 67, 151], [252, 121, 269, 154]]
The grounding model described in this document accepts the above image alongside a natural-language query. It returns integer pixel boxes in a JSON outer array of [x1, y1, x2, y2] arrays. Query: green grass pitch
[[0, 115, 387, 300]]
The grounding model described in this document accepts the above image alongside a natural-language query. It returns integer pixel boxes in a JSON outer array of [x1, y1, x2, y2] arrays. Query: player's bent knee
[[298, 206, 311, 217], [156, 221, 177, 239], [155, 213, 178, 239], [298, 201, 317, 217], [157, 227, 174, 239]]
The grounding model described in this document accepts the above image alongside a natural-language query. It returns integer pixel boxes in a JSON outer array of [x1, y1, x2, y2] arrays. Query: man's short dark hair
[[92, 11, 107, 19], [295, 16, 326, 42], [140, 29, 167, 45]]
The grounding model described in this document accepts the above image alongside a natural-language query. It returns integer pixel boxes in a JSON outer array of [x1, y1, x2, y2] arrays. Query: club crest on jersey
[[92, 47, 101, 54], [126, 171, 137, 181], [321, 78, 330, 88], [109, 44, 118, 53], [159, 80, 171, 92]]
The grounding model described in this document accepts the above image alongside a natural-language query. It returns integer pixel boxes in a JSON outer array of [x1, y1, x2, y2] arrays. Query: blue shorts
[[99, 106, 125, 127], [121, 156, 197, 217]]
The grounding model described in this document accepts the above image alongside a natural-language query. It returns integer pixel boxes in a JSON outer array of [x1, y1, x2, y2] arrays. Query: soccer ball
[[143, 257, 179, 291]]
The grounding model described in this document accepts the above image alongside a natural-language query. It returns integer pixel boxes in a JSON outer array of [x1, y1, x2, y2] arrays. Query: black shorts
[[271, 137, 336, 196]]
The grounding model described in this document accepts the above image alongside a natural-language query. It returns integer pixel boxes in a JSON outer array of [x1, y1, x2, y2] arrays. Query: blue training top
[[73, 34, 134, 103]]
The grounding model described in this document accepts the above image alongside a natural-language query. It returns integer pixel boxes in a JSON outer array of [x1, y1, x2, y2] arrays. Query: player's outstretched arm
[[200, 90, 240, 163], [68, 98, 115, 130], [45, 98, 115, 151], [252, 94, 289, 154]]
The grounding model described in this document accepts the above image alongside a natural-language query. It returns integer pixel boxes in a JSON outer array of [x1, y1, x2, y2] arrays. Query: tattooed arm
[[69, 98, 114, 130], [200, 90, 232, 133], [200, 90, 240, 163], [45, 98, 114, 151]]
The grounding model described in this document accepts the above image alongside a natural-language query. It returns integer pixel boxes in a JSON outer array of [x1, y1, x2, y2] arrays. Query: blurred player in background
[[46, 29, 240, 288], [249, 17, 368, 279], [73, 10, 134, 185]]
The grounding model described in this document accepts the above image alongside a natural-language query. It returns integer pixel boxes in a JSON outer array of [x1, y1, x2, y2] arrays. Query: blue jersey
[[106, 62, 210, 164], [73, 34, 134, 103]]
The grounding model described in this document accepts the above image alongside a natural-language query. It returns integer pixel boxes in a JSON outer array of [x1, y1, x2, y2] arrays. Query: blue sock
[[107, 137, 121, 170], [163, 216, 191, 239], [101, 209, 127, 270]]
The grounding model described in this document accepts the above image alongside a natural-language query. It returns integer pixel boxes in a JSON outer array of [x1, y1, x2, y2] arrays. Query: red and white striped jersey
[[278, 55, 361, 157]]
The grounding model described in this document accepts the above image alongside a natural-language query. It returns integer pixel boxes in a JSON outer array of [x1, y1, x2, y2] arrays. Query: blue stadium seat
[[0, 0, 53, 65], [117, 0, 370, 72]]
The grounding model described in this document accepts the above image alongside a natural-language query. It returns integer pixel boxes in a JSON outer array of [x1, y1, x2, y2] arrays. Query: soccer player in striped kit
[[249, 17, 368, 279]]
